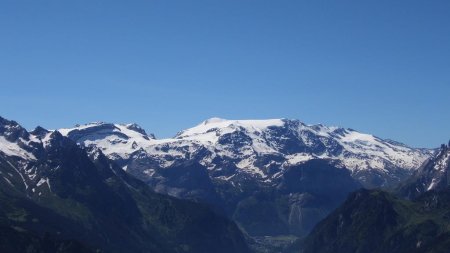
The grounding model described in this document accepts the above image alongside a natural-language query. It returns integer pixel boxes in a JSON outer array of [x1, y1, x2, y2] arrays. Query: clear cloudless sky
[[0, 0, 449, 148]]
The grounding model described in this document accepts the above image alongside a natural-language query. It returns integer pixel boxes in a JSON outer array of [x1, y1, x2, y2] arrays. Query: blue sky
[[0, 0, 449, 148]]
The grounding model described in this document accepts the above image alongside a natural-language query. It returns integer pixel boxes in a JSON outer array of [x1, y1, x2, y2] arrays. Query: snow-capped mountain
[[1, 115, 434, 238], [57, 117, 433, 237], [419, 144, 450, 191], [398, 142, 450, 199], [0, 116, 251, 253], [59, 117, 432, 188], [0, 116, 53, 196]]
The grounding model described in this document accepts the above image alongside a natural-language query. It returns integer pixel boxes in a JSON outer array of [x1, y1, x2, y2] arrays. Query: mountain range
[[0, 116, 250, 253], [57, 118, 432, 238], [0, 115, 443, 253], [59, 118, 432, 189]]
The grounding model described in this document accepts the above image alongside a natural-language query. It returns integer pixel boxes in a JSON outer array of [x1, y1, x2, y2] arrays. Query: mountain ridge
[[1, 115, 436, 241], [397, 143, 450, 199], [0, 115, 251, 253], [58, 117, 433, 188], [52, 117, 434, 239]]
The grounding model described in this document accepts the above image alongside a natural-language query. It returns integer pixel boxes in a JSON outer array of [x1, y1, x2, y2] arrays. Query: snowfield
[[55, 118, 433, 187]]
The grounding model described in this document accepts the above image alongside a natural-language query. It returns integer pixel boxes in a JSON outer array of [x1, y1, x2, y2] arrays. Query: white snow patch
[[37, 177, 51, 191], [285, 154, 315, 165], [6, 160, 28, 189], [427, 178, 437, 191], [0, 136, 36, 160], [177, 118, 285, 140], [3, 176, 13, 186]]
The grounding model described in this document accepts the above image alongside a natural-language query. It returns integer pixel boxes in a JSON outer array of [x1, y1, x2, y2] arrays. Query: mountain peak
[[398, 143, 450, 198], [30, 126, 50, 138], [202, 117, 228, 125], [80, 121, 109, 127], [125, 123, 149, 136], [53, 117, 433, 188], [175, 118, 286, 140], [0, 116, 30, 142], [59, 122, 155, 139]]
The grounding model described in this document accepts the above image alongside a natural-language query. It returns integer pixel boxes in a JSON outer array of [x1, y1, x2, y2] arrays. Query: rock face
[[57, 118, 432, 237], [398, 143, 450, 199], [0, 116, 251, 253]]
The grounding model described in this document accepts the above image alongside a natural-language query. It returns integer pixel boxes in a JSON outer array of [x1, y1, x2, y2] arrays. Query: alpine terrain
[[295, 143, 450, 253], [58, 118, 432, 241], [398, 143, 450, 199], [0, 116, 250, 253]]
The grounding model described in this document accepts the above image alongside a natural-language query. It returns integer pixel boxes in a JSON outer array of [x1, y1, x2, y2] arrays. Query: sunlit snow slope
[[59, 118, 432, 188]]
